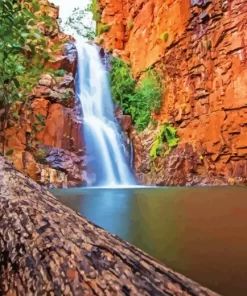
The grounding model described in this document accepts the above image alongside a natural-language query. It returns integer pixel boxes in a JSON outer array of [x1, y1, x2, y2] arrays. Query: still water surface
[[52, 187, 247, 296]]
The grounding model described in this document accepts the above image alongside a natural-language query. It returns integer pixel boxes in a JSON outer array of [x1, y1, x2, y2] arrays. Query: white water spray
[[75, 39, 135, 186]]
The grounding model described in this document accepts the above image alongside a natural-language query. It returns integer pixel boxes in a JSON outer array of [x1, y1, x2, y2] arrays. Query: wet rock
[[44, 147, 87, 187], [121, 115, 132, 132]]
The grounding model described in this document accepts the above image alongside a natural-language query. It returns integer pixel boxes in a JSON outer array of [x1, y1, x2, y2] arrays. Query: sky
[[51, 0, 92, 36], [51, 0, 91, 21]]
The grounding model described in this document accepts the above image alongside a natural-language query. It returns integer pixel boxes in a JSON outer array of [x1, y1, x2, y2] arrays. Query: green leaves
[[54, 69, 67, 77], [35, 113, 46, 126], [89, 0, 101, 22], [5, 149, 14, 156], [0, 0, 53, 109], [110, 58, 163, 131], [150, 123, 179, 159]]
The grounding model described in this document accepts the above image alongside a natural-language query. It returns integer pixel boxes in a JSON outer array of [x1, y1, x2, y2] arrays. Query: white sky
[[51, 0, 93, 36], [51, 0, 91, 21]]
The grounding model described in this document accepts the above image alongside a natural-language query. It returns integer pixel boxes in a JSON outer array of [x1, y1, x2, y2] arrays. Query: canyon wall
[[99, 0, 247, 185], [0, 1, 87, 188]]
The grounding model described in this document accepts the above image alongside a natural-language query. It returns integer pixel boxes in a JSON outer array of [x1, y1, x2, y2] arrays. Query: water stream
[[75, 39, 135, 186]]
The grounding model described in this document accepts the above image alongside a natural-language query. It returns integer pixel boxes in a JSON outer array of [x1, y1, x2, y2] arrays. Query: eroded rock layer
[[100, 0, 247, 185]]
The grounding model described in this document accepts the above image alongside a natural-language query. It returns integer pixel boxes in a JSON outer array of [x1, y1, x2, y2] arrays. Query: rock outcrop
[[0, 155, 218, 296], [0, 0, 87, 188], [99, 0, 247, 185]]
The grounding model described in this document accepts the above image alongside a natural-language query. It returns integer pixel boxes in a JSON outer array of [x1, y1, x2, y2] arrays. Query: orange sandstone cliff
[[99, 0, 247, 185], [0, 1, 87, 188]]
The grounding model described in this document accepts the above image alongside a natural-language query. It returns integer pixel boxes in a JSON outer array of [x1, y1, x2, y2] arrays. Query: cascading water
[[75, 38, 135, 187]]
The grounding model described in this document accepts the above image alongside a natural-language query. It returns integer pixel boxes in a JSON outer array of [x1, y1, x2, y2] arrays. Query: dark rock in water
[[45, 146, 87, 187]]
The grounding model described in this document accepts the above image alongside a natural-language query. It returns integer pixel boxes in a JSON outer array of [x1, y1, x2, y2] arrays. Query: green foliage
[[127, 20, 134, 30], [160, 32, 169, 43], [151, 119, 158, 129], [5, 149, 14, 156], [97, 24, 111, 36], [110, 58, 136, 105], [35, 113, 46, 126], [110, 58, 163, 131], [54, 69, 67, 77], [89, 0, 101, 22], [0, 0, 53, 109], [60, 7, 95, 40], [12, 110, 19, 119], [150, 123, 179, 158]]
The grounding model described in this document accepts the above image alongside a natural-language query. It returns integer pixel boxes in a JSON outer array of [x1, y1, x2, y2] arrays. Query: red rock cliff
[[99, 0, 247, 185], [0, 0, 87, 188]]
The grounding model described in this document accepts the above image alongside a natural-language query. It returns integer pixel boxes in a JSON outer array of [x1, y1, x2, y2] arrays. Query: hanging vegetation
[[150, 123, 179, 158], [110, 58, 163, 131]]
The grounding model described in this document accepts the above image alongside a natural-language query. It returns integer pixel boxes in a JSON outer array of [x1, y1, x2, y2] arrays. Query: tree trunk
[[0, 156, 219, 296]]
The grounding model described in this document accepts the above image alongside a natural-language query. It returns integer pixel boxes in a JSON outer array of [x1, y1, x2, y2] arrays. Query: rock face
[[0, 0, 87, 188], [99, 0, 247, 185]]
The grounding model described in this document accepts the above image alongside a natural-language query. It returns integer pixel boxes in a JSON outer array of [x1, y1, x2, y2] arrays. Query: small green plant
[[5, 149, 14, 156], [97, 24, 111, 35], [54, 69, 67, 77], [35, 114, 46, 126], [127, 20, 134, 30], [151, 119, 158, 129], [12, 110, 19, 119], [150, 123, 179, 158], [160, 31, 169, 43], [132, 71, 163, 130]]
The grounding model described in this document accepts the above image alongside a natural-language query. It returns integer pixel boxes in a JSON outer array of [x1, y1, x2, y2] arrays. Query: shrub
[[5, 149, 14, 156], [54, 69, 67, 77], [127, 20, 134, 30], [110, 58, 136, 107], [110, 58, 163, 131], [150, 123, 179, 158], [131, 71, 163, 130], [160, 31, 169, 43], [97, 24, 111, 35], [35, 113, 46, 126]]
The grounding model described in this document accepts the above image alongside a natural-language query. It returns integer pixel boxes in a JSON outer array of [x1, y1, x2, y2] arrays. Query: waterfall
[[75, 39, 135, 187]]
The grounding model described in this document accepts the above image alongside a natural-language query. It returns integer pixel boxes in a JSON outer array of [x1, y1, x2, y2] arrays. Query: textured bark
[[0, 156, 218, 296]]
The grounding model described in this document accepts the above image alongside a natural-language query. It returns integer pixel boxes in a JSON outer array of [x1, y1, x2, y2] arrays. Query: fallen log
[[0, 156, 219, 296]]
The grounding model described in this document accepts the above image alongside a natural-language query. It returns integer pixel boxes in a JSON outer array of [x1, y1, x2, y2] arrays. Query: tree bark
[[0, 156, 219, 296]]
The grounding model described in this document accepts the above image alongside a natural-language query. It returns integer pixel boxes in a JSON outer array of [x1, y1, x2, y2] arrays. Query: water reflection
[[53, 186, 247, 296]]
